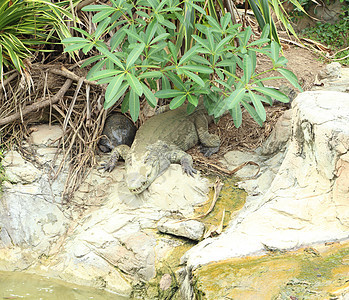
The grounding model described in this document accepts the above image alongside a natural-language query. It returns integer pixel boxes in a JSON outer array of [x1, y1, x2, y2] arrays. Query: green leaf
[[93, 9, 113, 24], [182, 70, 205, 87], [94, 17, 111, 39], [230, 104, 242, 128], [126, 72, 143, 96], [243, 54, 253, 83], [191, 55, 211, 66], [82, 5, 113, 12], [104, 82, 129, 109], [138, 71, 162, 79], [169, 94, 186, 109], [166, 72, 186, 90], [270, 41, 280, 63], [141, 83, 157, 107], [181, 65, 213, 74], [155, 89, 186, 98], [149, 33, 170, 45], [88, 69, 122, 81], [248, 91, 266, 121], [110, 27, 127, 51], [97, 46, 125, 70], [187, 94, 198, 106], [178, 45, 199, 66], [105, 74, 125, 103], [62, 37, 88, 44], [162, 75, 171, 90], [168, 41, 178, 64], [277, 68, 303, 92], [63, 43, 88, 53], [121, 91, 130, 113], [86, 59, 106, 80], [253, 86, 289, 103], [129, 89, 140, 121], [126, 43, 145, 69], [123, 29, 144, 44], [242, 101, 263, 126], [226, 88, 245, 110], [81, 55, 104, 68]]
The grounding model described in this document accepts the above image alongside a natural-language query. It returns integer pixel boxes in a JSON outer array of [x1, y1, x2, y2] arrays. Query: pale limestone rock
[[160, 273, 172, 291], [157, 218, 205, 241], [181, 91, 349, 292], [30, 124, 63, 146], [261, 109, 292, 155], [3, 150, 41, 183], [222, 150, 261, 178]]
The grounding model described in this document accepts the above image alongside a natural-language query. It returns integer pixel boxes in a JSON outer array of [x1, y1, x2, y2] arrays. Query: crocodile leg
[[101, 144, 130, 172], [166, 147, 197, 176], [194, 112, 221, 157]]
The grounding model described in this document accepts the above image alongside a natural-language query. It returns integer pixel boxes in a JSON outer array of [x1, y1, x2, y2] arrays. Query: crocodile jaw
[[126, 158, 160, 194]]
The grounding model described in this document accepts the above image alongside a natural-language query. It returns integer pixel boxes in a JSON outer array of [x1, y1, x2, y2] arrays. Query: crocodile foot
[[99, 160, 117, 172], [200, 145, 219, 157]]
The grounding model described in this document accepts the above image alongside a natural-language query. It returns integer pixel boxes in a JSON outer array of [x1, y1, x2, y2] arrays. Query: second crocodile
[[102, 104, 220, 194]]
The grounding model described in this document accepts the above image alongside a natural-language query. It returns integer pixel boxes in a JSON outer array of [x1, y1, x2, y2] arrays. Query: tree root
[[0, 79, 73, 126]]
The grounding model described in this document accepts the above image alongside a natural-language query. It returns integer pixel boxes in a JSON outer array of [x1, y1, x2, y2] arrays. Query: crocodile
[[102, 104, 220, 194], [99, 113, 137, 153]]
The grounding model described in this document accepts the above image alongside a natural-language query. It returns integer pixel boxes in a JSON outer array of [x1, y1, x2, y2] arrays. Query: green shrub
[[0, 0, 74, 82], [302, 5, 349, 64], [62, 0, 302, 127]]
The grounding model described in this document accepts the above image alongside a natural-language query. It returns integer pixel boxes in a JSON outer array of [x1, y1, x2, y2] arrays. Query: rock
[[317, 62, 342, 81], [3, 151, 41, 183], [159, 273, 172, 291], [30, 124, 63, 147], [222, 150, 261, 178], [261, 109, 292, 155], [313, 64, 349, 93], [157, 218, 205, 241], [0, 143, 210, 296], [180, 91, 349, 298]]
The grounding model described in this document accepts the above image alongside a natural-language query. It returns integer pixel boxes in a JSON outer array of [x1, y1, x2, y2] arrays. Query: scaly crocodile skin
[[102, 104, 220, 194]]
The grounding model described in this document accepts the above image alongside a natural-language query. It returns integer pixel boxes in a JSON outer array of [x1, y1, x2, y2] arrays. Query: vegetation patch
[[302, 3, 349, 65]]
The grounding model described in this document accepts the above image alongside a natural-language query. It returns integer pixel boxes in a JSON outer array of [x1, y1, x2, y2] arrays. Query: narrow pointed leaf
[[141, 83, 157, 107], [104, 82, 129, 109], [169, 94, 186, 109], [155, 89, 185, 98], [253, 86, 289, 103], [129, 89, 140, 121], [126, 72, 143, 96], [97, 46, 124, 70], [182, 70, 205, 87], [277, 68, 303, 91], [249, 91, 266, 121], [105, 74, 124, 103], [230, 104, 242, 128], [126, 43, 145, 69]]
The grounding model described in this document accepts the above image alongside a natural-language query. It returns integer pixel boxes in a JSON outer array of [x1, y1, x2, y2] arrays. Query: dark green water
[[0, 271, 128, 299]]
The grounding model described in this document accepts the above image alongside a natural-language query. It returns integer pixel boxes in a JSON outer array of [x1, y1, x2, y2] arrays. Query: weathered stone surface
[[0, 122, 210, 296], [181, 91, 349, 298], [157, 217, 205, 241], [260, 109, 292, 155], [313, 64, 349, 93], [3, 150, 41, 183], [30, 124, 63, 147]]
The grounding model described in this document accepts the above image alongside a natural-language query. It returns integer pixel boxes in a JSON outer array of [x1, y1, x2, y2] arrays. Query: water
[[0, 271, 129, 299]]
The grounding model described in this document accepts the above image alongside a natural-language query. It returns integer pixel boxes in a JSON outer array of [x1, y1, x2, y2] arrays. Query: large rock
[[0, 123, 211, 296], [180, 91, 349, 298]]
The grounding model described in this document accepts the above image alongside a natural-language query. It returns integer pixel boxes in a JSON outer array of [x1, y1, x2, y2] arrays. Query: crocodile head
[[125, 153, 161, 194]]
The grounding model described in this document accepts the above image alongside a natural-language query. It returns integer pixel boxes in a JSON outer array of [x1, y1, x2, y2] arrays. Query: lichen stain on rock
[[136, 240, 194, 299], [194, 176, 247, 231], [193, 241, 349, 300]]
